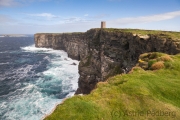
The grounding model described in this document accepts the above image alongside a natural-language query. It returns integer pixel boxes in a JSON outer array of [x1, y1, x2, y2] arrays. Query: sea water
[[0, 37, 79, 120]]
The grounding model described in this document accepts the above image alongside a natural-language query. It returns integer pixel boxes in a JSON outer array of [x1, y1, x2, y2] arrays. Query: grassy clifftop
[[103, 28, 180, 40], [44, 52, 180, 120]]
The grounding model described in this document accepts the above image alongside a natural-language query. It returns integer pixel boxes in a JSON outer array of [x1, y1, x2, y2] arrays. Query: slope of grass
[[45, 53, 180, 120]]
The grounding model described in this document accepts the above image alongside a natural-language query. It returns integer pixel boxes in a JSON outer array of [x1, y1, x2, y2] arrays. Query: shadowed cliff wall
[[34, 29, 180, 94]]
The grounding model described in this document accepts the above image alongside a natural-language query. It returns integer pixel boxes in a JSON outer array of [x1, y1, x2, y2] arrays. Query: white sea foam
[[0, 62, 10, 65], [0, 51, 8, 53], [21, 44, 53, 52], [2, 83, 61, 120], [8, 44, 79, 120]]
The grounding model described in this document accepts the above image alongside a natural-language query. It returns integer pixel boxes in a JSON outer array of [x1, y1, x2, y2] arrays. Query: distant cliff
[[34, 28, 180, 94]]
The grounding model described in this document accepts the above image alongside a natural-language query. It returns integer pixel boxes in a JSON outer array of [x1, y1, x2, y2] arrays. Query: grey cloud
[[0, 14, 16, 24], [0, 0, 18, 7], [0, 0, 57, 7]]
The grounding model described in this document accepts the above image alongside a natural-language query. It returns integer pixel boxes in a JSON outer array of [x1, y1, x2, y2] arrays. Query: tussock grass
[[160, 55, 173, 61], [45, 53, 180, 120], [151, 61, 164, 70], [138, 52, 174, 70]]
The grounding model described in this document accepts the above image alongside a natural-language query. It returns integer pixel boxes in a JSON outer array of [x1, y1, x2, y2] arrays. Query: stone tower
[[101, 21, 106, 28]]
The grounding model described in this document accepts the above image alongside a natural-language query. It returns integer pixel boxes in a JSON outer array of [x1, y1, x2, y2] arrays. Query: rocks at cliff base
[[70, 62, 77, 65]]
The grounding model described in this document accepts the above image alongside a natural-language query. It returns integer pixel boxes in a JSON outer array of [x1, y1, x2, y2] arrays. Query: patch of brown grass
[[151, 61, 165, 70], [160, 55, 173, 61]]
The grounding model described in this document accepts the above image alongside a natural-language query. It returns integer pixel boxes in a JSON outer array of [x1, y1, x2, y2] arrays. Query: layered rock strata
[[34, 29, 180, 94]]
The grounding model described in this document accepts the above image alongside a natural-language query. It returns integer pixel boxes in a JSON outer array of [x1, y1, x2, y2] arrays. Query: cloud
[[20, 12, 93, 26], [92, 14, 109, 19], [0, 0, 18, 7], [27, 13, 58, 19], [63, 17, 88, 23], [0, 0, 56, 7], [0, 14, 16, 24], [110, 11, 180, 25], [84, 14, 89, 17]]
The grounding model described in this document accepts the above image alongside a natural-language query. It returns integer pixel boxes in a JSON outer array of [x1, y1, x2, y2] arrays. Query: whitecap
[[21, 44, 53, 52], [0, 62, 10, 65]]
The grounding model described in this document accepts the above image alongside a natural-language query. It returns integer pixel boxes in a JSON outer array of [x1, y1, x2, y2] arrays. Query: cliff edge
[[34, 28, 180, 94]]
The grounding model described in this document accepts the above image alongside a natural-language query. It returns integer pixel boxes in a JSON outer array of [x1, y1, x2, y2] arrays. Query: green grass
[[44, 52, 180, 120], [103, 28, 180, 40]]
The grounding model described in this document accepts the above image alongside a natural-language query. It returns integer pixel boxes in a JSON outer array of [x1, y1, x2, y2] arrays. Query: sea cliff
[[34, 28, 180, 94]]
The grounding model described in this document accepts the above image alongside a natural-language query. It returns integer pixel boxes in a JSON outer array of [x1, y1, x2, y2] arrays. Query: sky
[[0, 0, 180, 34]]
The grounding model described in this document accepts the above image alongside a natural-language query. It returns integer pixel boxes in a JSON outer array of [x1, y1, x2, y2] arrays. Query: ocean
[[0, 37, 79, 120]]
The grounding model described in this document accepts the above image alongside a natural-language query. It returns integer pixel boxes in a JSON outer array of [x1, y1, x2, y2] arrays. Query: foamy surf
[[0, 44, 79, 120]]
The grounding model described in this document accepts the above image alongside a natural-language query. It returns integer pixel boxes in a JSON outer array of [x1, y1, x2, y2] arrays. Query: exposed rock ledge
[[34, 28, 180, 94]]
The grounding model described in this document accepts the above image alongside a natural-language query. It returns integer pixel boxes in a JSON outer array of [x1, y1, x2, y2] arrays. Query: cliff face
[[34, 33, 87, 60], [34, 29, 180, 94]]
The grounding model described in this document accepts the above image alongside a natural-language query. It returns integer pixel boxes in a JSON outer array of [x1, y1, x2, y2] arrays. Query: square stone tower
[[101, 21, 106, 28]]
